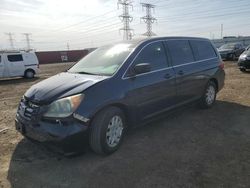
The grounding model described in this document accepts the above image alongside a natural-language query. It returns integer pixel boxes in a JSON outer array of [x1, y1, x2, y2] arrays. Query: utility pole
[[5, 32, 15, 49], [141, 3, 157, 37], [118, 0, 134, 40], [23, 33, 32, 50], [220, 24, 223, 39]]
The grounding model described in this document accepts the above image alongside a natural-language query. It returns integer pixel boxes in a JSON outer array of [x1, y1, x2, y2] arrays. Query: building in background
[[35, 49, 90, 64]]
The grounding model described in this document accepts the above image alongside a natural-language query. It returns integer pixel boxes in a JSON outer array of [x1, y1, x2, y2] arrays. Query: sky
[[0, 0, 250, 51]]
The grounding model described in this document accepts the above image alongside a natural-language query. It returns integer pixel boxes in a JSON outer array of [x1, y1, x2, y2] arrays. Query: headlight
[[43, 94, 84, 118], [239, 54, 250, 60], [240, 54, 247, 60]]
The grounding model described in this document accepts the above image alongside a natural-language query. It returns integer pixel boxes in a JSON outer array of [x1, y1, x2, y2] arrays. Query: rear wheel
[[89, 107, 125, 155], [199, 81, 217, 109], [24, 70, 35, 79]]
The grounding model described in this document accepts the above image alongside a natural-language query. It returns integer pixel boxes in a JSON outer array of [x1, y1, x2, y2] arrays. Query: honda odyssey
[[15, 37, 225, 155]]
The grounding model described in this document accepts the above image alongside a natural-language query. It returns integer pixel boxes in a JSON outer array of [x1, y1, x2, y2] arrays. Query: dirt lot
[[0, 62, 250, 188]]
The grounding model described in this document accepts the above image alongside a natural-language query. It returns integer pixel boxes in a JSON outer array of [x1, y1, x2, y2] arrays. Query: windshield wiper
[[67, 71, 110, 76], [69, 71, 101, 76], [77, 71, 97, 75], [67, 71, 97, 75]]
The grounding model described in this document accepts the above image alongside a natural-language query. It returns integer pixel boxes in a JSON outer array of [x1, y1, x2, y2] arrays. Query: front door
[[124, 41, 177, 120], [6, 54, 25, 77]]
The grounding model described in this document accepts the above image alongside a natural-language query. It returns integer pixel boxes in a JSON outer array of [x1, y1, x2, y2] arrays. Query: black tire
[[24, 70, 35, 79], [240, 68, 246, 72], [89, 106, 126, 155], [199, 81, 217, 109]]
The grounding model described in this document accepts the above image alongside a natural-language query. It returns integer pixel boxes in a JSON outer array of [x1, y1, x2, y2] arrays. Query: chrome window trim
[[124, 67, 174, 79], [122, 38, 218, 80], [171, 57, 218, 68]]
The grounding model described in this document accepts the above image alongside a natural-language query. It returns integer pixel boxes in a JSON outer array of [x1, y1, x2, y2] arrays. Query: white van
[[0, 51, 39, 79]]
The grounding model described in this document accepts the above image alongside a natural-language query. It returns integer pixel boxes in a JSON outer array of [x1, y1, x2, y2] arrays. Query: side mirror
[[133, 63, 151, 75]]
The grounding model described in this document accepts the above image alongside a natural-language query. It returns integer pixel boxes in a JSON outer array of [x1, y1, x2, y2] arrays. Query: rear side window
[[0, 55, 1, 63], [133, 41, 168, 71], [190, 40, 217, 60], [7, 54, 23, 62], [167, 40, 194, 66]]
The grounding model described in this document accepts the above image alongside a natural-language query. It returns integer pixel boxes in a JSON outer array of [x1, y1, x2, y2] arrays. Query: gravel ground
[[0, 61, 250, 188]]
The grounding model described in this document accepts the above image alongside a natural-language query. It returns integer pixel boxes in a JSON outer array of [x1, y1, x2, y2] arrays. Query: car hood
[[24, 72, 109, 104], [218, 49, 233, 53], [241, 50, 250, 56]]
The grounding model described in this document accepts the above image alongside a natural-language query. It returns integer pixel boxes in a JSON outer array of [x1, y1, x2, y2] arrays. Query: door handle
[[178, 70, 184, 75]]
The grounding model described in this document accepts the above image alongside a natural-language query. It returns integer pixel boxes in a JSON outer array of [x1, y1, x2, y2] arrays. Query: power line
[[141, 3, 157, 37], [5, 32, 15, 49], [35, 9, 118, 37], [118, 0, 134, 40]]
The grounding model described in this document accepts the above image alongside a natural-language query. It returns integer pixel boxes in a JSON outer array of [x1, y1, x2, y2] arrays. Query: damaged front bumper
[[15, 106, 90, 153]]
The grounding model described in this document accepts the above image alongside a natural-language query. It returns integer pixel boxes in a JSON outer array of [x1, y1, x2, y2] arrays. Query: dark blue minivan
[[15, 37, 225, 155]]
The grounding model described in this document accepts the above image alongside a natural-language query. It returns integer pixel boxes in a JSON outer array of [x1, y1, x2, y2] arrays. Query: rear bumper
[[15, 113, 90, 153], [216, 69, 225, 92]]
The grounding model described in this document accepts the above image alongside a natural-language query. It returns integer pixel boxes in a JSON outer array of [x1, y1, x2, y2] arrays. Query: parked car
[[245, 45, 250, 51], [218, 43, 245, 60], [15, 37, 225, 155], [238, 45, 250, 72], [0, 51, 39, 79]]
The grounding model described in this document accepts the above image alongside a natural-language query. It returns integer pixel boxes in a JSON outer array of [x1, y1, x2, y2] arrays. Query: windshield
[[219, 43, 235, 50], [68, 43, 134, 76]]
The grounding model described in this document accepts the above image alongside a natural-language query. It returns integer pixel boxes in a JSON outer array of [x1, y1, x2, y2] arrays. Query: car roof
[[111, 36, 211, 48]]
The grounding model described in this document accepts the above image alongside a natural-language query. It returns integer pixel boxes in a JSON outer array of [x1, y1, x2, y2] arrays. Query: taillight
[[219, 61, 224, 69]]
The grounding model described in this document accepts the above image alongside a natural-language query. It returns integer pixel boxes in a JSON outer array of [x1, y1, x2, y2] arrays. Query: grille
[[18, 97, 40, 120]]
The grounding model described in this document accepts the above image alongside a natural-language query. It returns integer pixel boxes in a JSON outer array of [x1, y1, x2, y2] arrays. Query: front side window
[[133, 41, 168, 71], [167, 40, 194, 66], [7, 54, 23, 62], [219, 43, 235, 50], [68, 43, 134, 76], [0, 55, 1, 63], [190, 40, 217, 60]]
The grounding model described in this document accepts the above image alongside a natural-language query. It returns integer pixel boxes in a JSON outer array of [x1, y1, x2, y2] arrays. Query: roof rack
[[0, 49, 35, 53]]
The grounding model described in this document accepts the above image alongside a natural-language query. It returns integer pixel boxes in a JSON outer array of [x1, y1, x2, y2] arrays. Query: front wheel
[[89, 107, 125, 155], [199, 81, 217, 109]]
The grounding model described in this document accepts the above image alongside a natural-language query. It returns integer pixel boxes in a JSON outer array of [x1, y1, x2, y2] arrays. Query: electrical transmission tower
[[23, 33, 32, 50], [118, 0, 134, 40], [67, 42, 70, 50], [141, 3, 157, 37], [5, 32, 15, 49]]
